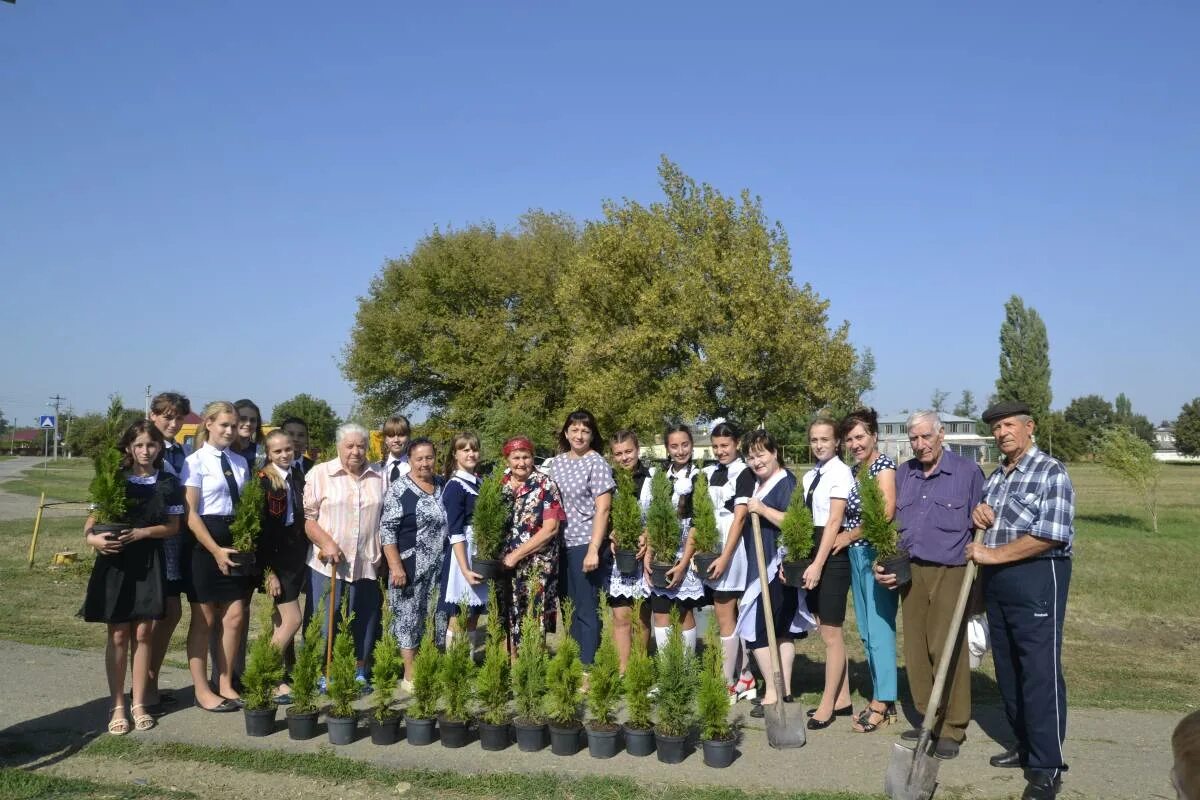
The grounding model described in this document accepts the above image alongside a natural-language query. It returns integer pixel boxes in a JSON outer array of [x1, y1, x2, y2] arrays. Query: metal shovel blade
[[763, 696, 806, 749], [884, 738, 939, 800]]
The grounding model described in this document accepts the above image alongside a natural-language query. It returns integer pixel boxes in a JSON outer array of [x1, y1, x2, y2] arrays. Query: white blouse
[[181, 442, 248, 516], [801, 456, 853, 526]]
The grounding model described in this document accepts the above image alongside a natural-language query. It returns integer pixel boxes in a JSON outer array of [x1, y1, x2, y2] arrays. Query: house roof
[[9, 428, 41, 442], [878, 413, 978, 425]]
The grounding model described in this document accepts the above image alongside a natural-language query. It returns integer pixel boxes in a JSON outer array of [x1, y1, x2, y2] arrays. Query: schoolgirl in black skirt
[[82, 420, 184, 735]]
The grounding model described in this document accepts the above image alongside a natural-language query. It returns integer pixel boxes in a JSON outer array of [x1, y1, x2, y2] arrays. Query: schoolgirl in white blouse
[[649, 424, 705, 653]]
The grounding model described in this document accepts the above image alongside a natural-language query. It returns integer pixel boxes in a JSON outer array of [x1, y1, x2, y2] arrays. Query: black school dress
[[256, 468, 309, 604], [80, 472, 184, 623]]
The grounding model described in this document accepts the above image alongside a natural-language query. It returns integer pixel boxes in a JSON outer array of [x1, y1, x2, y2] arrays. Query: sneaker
[[728, 673, 758, 705], [356, 673, 373, 696], [317, 676, 327, 694]]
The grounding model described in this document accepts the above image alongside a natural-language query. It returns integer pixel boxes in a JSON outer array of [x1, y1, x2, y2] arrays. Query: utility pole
[[145, 385, 152, 418], [48, 394, 65, 461], [64, 407, 74, 459]]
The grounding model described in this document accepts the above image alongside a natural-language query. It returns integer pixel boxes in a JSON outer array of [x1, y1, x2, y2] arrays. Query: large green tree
[[271, 394, 342, 453], [556, 158, 866, 434], [65, 405, 143, 459], [0, 408, 8, 438], [1033, 410, 1085, 462], [953, 389, 977, 418], [1175, 398, 1200, 456], [994, 295, 1052, 420], [1063, 394, 1114, 458], [1113, 392, 1154, 444]]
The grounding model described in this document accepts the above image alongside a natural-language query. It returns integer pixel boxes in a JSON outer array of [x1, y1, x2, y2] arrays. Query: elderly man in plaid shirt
[[966, 401, 1075, 800]]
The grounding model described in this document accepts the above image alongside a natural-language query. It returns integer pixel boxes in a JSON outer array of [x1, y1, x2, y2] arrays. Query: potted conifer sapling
[[646, 470, 679, 589], [778, 482, 815, 588], [475, 585, 512, 750], [653, 610, 697, 764], [611, 467, 643, 574], [697, 614, 736, 767], [544, 599, 584, 756], [87, 397, 130, 540], [369, 594, 403, 744], [325, 597, 360, 745], [585, 595, 622, 758], [286, 591, 325, 740], [241, 600, 285, 737], [690, 472, 721, 579], [511, 582, 549, 752], [438, 600, 476, 748], [227, 470, 263, 577], [622, 598, 656, 757], [404, 600, 442, 746], [859, 470, 910, 585], [470, 470, 507, 579]]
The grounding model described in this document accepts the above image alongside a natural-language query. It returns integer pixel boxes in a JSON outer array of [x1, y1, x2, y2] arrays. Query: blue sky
[[2, 1, 1197, 432]]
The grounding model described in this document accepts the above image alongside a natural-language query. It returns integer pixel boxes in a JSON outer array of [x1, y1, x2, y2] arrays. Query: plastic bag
[[967, 613, 990, 669]]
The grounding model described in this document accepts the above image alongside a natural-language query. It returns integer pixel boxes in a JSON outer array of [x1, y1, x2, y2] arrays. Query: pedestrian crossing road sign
[[39, 415, 55, 429]]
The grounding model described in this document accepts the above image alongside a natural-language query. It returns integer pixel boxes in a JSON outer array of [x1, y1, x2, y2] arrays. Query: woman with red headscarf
[[498, 436, 566, 652]]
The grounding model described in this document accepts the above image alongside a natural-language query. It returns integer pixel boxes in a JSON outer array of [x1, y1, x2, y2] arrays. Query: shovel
[[749, 512, 806, 748], [884, 528, 985, 800]]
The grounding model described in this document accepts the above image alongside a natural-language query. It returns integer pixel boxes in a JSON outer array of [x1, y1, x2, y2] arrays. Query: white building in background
[[877, 413, 995, 464]]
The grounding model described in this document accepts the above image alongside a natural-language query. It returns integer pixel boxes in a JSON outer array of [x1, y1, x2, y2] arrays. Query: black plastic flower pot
[[478, 720, 511, 751], [369, 712, 401, 745], [472, 558, 505, 580], [614, 548, 640, 575], [405, 716, 437, 746], [586, 724, 621, 759], [439, 717, 471, 749], [622, 723, 655, 757], [513, 719, 548, 752], [702, 735, 736, 768], [692, 552, 719, 579], [549, 723, 582, 756], [648, 562, 673, 589], [92, 522, 130, 540], [326, 713, 358, 745], [879, 551, 912, 586], [781, 559, 813, 588], [286, 707, 319, 740], [654, 729, 687, 764], [228, 551, 257, 577], [243, 706, 276, 737]]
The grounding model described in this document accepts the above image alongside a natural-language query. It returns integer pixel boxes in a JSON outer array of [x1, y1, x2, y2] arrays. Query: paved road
[[0, 456, 86, 521], [0, 640, 1180, 799]]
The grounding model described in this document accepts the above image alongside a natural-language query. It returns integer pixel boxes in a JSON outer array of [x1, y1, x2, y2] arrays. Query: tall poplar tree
[[994, 295, 1052, 420]]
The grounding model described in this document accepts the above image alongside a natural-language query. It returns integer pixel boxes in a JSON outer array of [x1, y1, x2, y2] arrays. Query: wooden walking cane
[[324, 561, 339, 678]]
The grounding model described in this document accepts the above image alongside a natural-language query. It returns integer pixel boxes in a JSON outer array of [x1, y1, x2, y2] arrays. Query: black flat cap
[[981, 400, 1032, 424]]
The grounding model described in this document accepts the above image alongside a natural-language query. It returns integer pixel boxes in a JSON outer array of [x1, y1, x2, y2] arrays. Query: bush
[[87, 397, 128, 524], [229, 469, 263, 553], [857, 470, 899, 558], [654, 609, 697, 737], [439, 601, 477, 722], [408, 600, 442, 720], [586, 595, 621, 728], [646, 470, 678, 565], [370, 587, 402, 721], [623, 598, 654, 730], [697, 614, 731, 741], [610, 467, 643, 552], [241, 601, 285, 711], [290, 589, 327, 715], [1100, 425, 1162, 532], [474, 585, 511, 725], [544, 599, 583, 727], [511, 583, 548, 724], [690, 472, 719, 554], [472, 471, 507, 560], [778, 477, 814, 561], [326, 596, 359, 718]]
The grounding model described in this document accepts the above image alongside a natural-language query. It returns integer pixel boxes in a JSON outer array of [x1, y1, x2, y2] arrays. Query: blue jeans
[[561, 544, 608, 665], [309, 569, 381, 668], [848, 545, 899, 702]]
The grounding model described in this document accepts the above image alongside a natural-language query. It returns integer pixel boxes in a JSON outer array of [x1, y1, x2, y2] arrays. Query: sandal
[[131, 704, 155, 731], [107, 706, 130, 736], [853, 701, 896, 733]]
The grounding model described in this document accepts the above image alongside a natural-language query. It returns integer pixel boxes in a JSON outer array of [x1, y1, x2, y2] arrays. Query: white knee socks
[[682, 626, 697, 653], [720, 634, 741, 684], [653, 626, 669, 649]]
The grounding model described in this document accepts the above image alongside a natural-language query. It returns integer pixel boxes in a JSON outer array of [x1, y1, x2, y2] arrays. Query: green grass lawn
[[1, 459, 95, 504], [1, 460, 1197, 711]]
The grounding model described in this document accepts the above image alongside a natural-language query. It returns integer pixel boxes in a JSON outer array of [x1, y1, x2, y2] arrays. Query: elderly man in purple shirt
[[875, 410, 983, 760]]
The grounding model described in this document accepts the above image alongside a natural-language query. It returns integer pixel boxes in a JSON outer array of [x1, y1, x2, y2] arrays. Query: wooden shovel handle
[[920, 528, 984, 735]]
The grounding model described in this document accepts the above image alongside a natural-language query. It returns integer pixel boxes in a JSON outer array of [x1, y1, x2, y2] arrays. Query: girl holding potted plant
[[839, 408, 900, 734], [181, 400, 251, 713], [606, 429, 651, 673], [798, 417, 855, 730], [700, 420, 756, 697], [647, 424, 704, 654], [548, 409, 615, 667], [82, 417, 184, 735], [438, 432, 487, 649]]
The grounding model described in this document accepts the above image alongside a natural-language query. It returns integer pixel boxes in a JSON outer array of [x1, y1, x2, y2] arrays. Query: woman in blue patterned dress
[[840, 408, 900, 733], [380, 438, 447, 686]]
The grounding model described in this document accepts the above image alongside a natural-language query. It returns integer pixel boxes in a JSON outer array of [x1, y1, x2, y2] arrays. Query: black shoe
[[990, 748, 1024, 768], [933, 738, 960, 760], [1021, 772, 1062, 800], [900, 728, 922, 741], [194, 698, 239, 713], [749, 703, 766, 718], [806, 704, 852, 718], [806, 713, 836, 730]]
